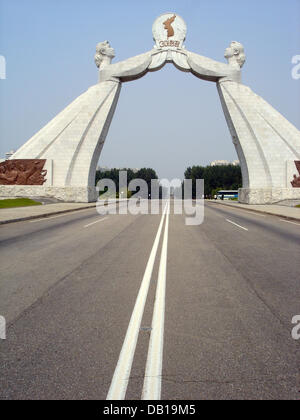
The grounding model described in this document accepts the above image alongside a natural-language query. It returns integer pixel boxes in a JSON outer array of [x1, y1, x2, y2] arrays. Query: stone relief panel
[[0, 159, 47, 185], [291, 161, 300, 187]]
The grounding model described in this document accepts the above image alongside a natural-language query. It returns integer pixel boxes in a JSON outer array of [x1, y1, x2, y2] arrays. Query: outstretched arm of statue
[[186, 41, 246, 83], [99, 50, 154, 83], [95, 41, 154, 83], [186, 51, 232, 81]]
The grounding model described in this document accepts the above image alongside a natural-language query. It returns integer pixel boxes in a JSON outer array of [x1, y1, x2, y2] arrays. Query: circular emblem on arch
[[152, 13, 187, 49]]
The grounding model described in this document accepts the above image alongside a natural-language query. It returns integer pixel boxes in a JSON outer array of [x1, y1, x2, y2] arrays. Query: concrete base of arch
[[238, 188, 300, 205], [0, 185, 98, 203], [1, 184, 300, 205]]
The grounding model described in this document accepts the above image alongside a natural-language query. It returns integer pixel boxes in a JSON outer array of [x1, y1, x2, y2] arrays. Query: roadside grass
[[0, 198, 42, 209], [296, 204, 300, 208]]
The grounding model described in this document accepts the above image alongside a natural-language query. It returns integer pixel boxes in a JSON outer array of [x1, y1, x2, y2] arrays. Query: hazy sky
[[0, 0, 299, 179]]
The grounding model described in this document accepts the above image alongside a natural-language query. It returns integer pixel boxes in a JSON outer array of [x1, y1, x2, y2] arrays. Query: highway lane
[[204, 202, 300, 326], [0, 202, 131, 323], [161, 202, 300, 400], [0, 201, 299, 400]]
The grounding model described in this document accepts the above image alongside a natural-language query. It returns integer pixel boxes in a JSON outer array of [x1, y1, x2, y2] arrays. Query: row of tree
[[95, 168, 159, 198], [95, 165, 242, 199], [184, 165, 242, 198]]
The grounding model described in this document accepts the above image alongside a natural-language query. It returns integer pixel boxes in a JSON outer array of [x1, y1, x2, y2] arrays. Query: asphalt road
[[0, 200, 299, 400]]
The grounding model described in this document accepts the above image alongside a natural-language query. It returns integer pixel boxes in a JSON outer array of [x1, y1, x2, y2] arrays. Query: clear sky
[[0, 0, 299, 179]]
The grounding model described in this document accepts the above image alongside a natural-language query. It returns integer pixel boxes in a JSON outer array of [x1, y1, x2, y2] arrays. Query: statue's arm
[[186, 51, 233, 82], [100, 51, 154, 82]]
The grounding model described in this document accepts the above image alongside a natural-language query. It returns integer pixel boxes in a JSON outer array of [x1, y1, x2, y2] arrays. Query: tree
[[95, 167, 159, 198], [184, 165, 242, 198], [135, 168, 158, 198]]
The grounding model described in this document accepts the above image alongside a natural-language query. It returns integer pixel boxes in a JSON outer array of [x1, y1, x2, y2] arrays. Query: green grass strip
[[0, 198, 42, 209]]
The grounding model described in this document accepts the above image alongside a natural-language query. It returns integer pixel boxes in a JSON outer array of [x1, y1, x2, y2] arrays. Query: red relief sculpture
[[0, 159, 47, 185], [163, 15, 176, 38], [291, 161, 300, 188]]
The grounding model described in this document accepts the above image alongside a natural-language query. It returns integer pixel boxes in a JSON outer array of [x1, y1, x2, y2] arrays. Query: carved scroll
[[0, 159, 47, 185], [291, 161, 300, 188]]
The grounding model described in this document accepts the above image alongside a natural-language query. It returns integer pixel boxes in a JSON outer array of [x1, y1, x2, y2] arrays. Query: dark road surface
[[0, 201, 299, 400]]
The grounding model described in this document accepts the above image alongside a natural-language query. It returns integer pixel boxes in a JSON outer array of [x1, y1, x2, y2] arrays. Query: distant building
[[96, 166, 140, 173], [96, 166, 110, 172], [210, 160, 230, 166], [232, 160, 240, 166], [0, 150, 15, 163], [5, 150, 15, 160], [210, 159, 240, 166]]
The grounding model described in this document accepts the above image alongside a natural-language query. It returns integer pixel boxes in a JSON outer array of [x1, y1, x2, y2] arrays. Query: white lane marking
[[142, 200, 170, 400], [280, 219, 300, 226], [84, 216, 109, 228], [242, 211, 266, 217], [226, 219, 248, 231], [207, 203, 266, 218], [106, 202, 169, 400]]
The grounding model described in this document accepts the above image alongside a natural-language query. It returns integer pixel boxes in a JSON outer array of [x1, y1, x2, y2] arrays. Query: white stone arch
[[4, 15, 300, 204]]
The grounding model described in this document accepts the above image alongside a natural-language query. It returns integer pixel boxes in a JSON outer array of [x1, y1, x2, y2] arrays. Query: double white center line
[[106, 200, 170, 400], [142, 201, 170, 400]]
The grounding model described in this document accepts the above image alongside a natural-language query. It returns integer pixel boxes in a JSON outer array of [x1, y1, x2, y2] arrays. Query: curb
[[0, 199, 129, 225], [207, 200, 300, 223], [0, 204, 97, 225]]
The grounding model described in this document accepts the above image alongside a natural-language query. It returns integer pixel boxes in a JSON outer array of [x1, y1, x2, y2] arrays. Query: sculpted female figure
[[95, 40, 153, 83], [94, 41, 115, 70], [187, 41, 300, 200]]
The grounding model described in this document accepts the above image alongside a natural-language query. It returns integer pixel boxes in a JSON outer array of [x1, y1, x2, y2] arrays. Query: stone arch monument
[[1, 13, 300, 203]]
